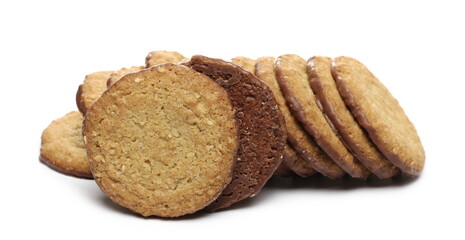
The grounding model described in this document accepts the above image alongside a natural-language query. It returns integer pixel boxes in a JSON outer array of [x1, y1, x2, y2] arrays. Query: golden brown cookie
[[40, 111, 92, 179], [76, 71, 114, 115], [145, 50, 188, 68], [84, 64, 239, 217], [231, 56, 256, 73], [255, 56, 343, 179], [106, 66, 144, 88], [308, 56, 399, 179], [331, 56, 425, 176], [184, 56, 286, 211], [276, 54, 370, 179]]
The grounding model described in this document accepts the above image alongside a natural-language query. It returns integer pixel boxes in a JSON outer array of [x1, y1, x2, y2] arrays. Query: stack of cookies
[[40, 51, 425, 217]]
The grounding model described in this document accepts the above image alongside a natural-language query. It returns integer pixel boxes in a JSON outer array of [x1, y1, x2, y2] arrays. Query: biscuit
[[145, 50, 188, 68], [40, 111, 92, 179], [106, 66, 144, 88], [255, 57, 343, 179], [276, 54, 370, 179], [76, 71, 114, 115], [308, 56, 399, 179], [331, 56, 425, 176], [231, 56, 256, 73], [83, 64, 239, 217], [184, 55, 286, 211]]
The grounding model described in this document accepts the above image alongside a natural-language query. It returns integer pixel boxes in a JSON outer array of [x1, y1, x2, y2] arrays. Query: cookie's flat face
[[40, 111, 92, 179], [276, 54, 369, 179], [185, 55, 286, 211], [84, 64, 238, 217], [106, 66, 144, 88], [308, 56, 399, 179], [332, 57, 425, 176]]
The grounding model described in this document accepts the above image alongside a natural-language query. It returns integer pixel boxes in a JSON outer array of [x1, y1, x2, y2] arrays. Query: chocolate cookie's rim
[[330, 57, 422, 176], [184, 55, 286, 211], [308, 56, 400, 179]]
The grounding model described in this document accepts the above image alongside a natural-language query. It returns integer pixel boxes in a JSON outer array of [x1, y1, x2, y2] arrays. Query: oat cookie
[[276, 54, 370, 179], [76, 71, 114, 115], [184, 56, 286, 211], [231, 56, 256, 73], [84, 64, 239, 217], [106, 66, 144, 87], [331, 56, 425, 176], [145, 50, 188, 68], [255, 57, 343, 179], [40, 111, 92, 179], [308, 56, 399, 179]]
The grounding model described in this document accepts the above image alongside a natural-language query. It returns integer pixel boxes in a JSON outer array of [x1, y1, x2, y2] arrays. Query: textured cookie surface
[[332, 56, 425, 176], [255, 57, 343, 179], [76, 71, 114, 114], [84, 64, 238, 217], [309, 56, 399, 178], [40, 111, 92, 179], [231, 56, 256, 73], [255, 57, 321, 178], [107, 66, 144, 87], [276, 54, 369, 179], [145, 50, 188, 68], [184, 56, 286, 211]]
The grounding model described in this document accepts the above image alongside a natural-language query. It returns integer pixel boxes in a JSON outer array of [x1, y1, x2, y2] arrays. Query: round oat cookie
[[40, 111, 92, 179], [231, 56, 256, 73], [331, 56, 425, 176], [256, 57, 329, 178], [276, 54, 370, 179], [145, 50, 188, 68], [76, 70, 114, 115], [308, 56, 399, 179], [106, 66, 144, 88], [83, 64, 239, 217], [184, 56, 286, 211]]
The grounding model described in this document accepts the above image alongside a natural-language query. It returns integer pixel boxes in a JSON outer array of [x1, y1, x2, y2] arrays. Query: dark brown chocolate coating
[[184, 56, 286, 211]]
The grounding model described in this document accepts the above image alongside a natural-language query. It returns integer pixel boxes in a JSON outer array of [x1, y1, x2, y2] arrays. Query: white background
[[1, 0, 464, 239]]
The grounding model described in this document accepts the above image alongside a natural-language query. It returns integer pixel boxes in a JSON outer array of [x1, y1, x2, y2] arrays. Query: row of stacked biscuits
[[40, 51, 425, 217]]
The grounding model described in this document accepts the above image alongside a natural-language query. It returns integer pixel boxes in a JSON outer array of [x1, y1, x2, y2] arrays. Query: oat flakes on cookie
[[40, 111, 92, 179], [331, 56, 425, 176], [84, 64, 239, 217]]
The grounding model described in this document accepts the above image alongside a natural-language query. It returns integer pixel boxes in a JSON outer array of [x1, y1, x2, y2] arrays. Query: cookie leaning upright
[[276, 54, 370, 179], [40, 111, 92, 179], [184, 55, 286, 211], [331, 57, 425, 176], [145, 50, 188, 68], [308, 56, 399, 179], [83, 64, 239, 217]]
